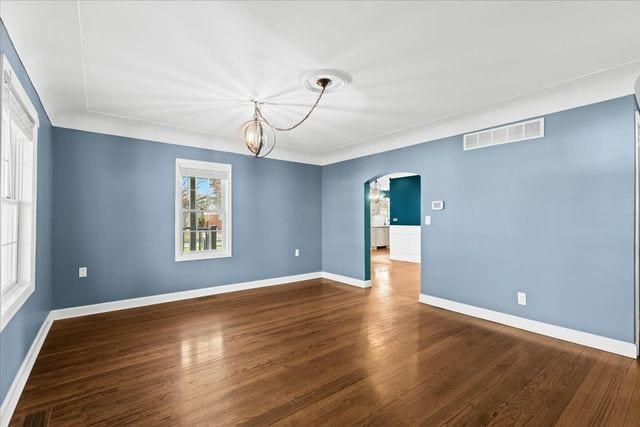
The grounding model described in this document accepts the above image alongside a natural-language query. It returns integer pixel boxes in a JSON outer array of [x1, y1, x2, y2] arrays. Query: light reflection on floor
[[370, 248, 420, 299]]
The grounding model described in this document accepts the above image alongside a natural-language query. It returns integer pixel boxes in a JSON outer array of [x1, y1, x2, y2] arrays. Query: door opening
[[364, 173, 422, 298]]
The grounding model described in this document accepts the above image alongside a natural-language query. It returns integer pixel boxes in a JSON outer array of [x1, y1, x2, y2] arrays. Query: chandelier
[[240, 69, 351, 158]]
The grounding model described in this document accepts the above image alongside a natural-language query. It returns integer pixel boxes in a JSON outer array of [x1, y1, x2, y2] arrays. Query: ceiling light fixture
[[240, 69, 351, 158]]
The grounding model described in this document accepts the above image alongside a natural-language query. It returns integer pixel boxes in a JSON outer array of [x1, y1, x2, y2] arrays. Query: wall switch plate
[[432, 200, 444, 210], [424, 215, 431, 225], [79, 267, 87, 278], [295, 249, 300, 257], [517, 292, 527, 306]]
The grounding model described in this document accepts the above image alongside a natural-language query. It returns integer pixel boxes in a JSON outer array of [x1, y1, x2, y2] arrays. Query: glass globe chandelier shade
[[239, 117, 276, 158]]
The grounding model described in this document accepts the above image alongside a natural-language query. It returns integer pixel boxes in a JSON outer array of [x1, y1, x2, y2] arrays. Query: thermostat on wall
[[432, 200, 444, 210]]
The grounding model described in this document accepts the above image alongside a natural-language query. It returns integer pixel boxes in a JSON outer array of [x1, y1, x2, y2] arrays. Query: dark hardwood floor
[[10, 250, 640, 425]]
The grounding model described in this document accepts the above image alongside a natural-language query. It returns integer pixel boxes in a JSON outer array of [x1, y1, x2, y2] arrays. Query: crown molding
[[319, 61, 640, 165], [47, 61, 640, 167], [52, 110, 325, 165]]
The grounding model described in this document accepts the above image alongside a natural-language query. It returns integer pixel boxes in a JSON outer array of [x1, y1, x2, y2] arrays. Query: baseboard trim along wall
[[419, 294, 637, 359], [321, 272, 372, 288], [52, 271, 369, 320], [0, 312, 54, 427], [53, 272, 324, 320]]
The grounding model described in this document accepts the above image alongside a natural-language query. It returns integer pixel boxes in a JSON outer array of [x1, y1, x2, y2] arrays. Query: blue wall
[[323, 95, 637, 343], [0, 22, 54, 403], [2, 16, 638, 411], [52, 128, 322, 308], [390, 175, 421, 225]]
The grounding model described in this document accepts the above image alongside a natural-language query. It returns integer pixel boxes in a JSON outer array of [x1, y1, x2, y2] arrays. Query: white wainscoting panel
[[389, 225, 421, 263]]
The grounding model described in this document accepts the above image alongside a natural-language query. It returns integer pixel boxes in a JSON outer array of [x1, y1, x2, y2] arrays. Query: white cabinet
[[371, 226, 389, 248]]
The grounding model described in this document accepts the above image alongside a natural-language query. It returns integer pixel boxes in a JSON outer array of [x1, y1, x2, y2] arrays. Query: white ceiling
[[2, 1, 640, 165]]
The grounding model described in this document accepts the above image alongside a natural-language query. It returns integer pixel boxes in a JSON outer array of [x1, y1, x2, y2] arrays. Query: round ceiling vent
[[301, 69, 352, 93]]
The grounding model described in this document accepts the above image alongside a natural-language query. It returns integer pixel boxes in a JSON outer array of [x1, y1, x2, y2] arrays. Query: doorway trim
[[635, 109, 640, 356]]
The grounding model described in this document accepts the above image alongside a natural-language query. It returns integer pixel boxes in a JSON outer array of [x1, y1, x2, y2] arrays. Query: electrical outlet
[[424, 215, 431, 225], [295, 249, 300, 257], [517, 292, 527, 306], [79, 267, 87, 278]]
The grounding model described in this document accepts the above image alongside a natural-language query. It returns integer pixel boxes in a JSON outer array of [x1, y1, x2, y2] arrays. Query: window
[[175, 159, 231, 261], [1, 55, 39, 332]]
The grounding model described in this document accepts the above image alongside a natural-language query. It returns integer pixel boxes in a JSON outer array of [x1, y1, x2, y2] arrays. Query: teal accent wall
[[390, 176, 421, 225], [364, 182, 371, 281]]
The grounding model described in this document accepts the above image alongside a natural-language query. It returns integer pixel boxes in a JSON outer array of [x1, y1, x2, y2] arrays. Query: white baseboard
[[0, 312, 54, 427], [52, 272, 324, 320], [50, 272, 373, 321], [419, 294, 637, 359], [49, 271, 376, 321], [321, 272, 371, 288], [50, 271, 373, 321]]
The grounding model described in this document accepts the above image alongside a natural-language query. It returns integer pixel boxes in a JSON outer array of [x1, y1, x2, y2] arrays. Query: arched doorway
[[364, 173, 422, 298]]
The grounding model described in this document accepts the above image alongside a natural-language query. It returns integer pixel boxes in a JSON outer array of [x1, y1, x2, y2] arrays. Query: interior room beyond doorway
[[369, 173, 421, 295]]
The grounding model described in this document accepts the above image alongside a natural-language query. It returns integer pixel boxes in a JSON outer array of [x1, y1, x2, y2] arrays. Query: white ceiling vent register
[[463, 118, 544, 151]]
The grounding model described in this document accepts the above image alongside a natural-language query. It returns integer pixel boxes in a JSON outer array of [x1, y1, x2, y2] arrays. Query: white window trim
[[175, 158, 232, 261], [0, 54, 39, 332]]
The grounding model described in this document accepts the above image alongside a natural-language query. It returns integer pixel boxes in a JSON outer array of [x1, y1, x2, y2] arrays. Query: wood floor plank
[[9, 249, 640, 425]]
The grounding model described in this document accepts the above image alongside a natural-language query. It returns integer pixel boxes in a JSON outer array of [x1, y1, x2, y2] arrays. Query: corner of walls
[[0, 19, 54, 416], [320, 94, 638, 346], [50, 127, 323, 309]]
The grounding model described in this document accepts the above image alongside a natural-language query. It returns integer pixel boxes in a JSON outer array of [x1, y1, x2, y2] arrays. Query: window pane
[[0, 242, 17, 291], [1, 129, 14, 199], [182, 211, 196, 230], [18, 203, 32, 284], [181, 218, 224, 253], [1, 200, 18, 245], [19, 138, 34, 203], [196, 231, 207, 251], [182, 231, 195, 253], [194, 230, 223, 251], [200, 212, 222, 231], [195, 178, 221, 211], [182, 177, 194, 209], [182, 212, 222, 233], [214, 231, 223, 251], [182, 176, 222, 211]]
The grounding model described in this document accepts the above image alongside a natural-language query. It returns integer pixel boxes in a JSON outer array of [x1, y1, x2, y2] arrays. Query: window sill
[[175, 251, 232, 262], [0, 282, 34, 332]]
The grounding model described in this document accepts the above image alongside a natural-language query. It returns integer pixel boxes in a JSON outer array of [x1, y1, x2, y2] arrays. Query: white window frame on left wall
[[0, 55, 39, 332]]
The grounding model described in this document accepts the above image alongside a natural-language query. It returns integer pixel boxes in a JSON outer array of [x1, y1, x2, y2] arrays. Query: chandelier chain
[[255, 85, 327, 132]]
